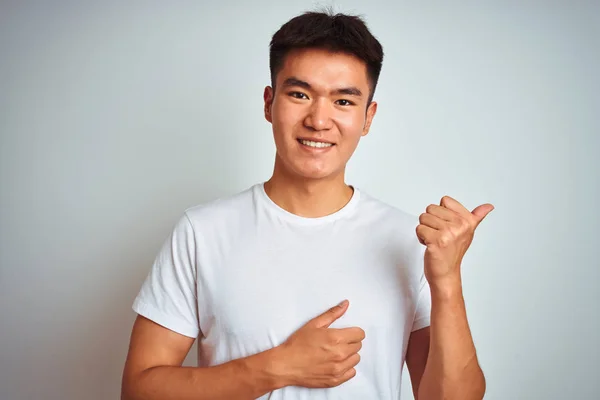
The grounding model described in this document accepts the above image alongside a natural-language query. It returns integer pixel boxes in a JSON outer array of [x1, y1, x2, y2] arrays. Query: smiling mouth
[[297, 138, 335, 148]]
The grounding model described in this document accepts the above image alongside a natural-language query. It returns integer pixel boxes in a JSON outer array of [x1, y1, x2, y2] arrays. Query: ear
[[263, 86, 274, 123], [361, 101, 378, 137]]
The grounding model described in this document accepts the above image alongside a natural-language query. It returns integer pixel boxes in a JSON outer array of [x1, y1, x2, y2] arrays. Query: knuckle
[[451, 226, 463, 238], [426, 204, 436, 213], [334, 350, 346, 362], [437, 233, 451, 247], [328, 375, 343, 387], [324, 378, 337, 388], [332, 334, 342, 345], [353, 327, 365, 340], [459, 218, 470, 231], [330, 363, 344, 376]]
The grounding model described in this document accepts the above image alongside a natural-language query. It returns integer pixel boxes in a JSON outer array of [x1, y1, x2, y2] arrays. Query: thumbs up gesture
[[416, 196, 494, 287], [275, 300, 365, 389]]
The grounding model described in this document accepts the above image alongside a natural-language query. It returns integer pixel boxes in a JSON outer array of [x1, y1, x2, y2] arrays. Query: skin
[[121, 47, 490, 400], [413, 196, 492, 399], [262, 48, 377, 218]]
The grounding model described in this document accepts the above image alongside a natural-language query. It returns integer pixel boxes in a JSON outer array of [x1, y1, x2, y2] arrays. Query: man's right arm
[[122, 300, 363, 399], [121, 315, 286, 400]]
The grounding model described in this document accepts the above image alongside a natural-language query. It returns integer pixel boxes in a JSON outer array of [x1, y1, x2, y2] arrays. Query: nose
[[304, 98, 333, 131]]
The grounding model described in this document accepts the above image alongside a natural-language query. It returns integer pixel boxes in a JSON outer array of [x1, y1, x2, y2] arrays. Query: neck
[[264, 161, 354, 218]]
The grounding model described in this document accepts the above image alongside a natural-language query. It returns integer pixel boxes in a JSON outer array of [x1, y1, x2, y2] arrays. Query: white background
[[1, 1, 598, 399]]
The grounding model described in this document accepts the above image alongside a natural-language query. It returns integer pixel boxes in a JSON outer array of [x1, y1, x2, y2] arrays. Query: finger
[[311, 300, 349, 329], [416, 224, 438, 245], [425, 204, 457, 222], [336, 353, 361, 375], [329, 327, 366, 344], [342, 341, 362, 357], [419, 212, 445, 230], [330, 367, 357, 387], [471, 203, 494, 226], [439, 195, 470, 216], [331, 342, 363, 362]]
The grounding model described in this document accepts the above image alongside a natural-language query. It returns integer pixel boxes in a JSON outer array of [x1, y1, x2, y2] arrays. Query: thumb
[[311, 300, 349, 329], [471, 203, 494, 226]]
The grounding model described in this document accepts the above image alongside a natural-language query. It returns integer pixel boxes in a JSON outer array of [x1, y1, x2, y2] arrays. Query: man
[[121, 10, 491, 400]]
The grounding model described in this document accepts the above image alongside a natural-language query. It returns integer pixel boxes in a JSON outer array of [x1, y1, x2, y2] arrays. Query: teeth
[[299, 139, 333, 148]]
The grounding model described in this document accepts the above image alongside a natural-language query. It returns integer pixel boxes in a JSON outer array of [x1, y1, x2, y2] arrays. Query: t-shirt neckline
[[256, 182, 361, 226]]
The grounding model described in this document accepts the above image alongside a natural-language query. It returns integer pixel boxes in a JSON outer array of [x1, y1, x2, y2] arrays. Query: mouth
[[297, 138, 335, 149]]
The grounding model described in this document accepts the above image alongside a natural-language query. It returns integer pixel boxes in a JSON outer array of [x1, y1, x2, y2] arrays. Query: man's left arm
[[407, 195, 493, 400]]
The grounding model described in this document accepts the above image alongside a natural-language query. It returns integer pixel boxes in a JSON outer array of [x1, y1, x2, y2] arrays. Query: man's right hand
[[274, 300, 365, 389]]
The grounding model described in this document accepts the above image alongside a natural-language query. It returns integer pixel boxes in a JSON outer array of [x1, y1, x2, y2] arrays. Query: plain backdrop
[[1, 1, 598, 399]]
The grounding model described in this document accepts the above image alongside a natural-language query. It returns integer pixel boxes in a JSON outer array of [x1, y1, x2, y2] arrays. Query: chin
[[276, 152, 344, 181], [293, 166, 341, 181]]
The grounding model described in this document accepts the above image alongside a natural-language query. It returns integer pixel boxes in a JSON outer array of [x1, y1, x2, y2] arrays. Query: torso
[[189, 184, 425, 399]]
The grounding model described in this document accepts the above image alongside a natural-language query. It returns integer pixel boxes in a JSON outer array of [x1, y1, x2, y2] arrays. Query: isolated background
[[1, 1, 598, 399]]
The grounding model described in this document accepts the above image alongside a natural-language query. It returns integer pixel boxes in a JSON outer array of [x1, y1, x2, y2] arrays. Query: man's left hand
[[416, 196, 494, 288]]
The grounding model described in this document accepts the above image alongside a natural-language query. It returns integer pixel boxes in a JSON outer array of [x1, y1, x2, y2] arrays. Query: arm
[[122, 215, 285, 399], [125, 215, 363, 399], [405, 326, 429, 399], [413, 195, 494, 399], [121, 302, 364, 400], [407, 284, 485, 400], [121, 315, 284, 400]]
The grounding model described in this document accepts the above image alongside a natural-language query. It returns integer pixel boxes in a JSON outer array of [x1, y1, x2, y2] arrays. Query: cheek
[[272, 103, 301, 137], [335, 112, 366, 140]]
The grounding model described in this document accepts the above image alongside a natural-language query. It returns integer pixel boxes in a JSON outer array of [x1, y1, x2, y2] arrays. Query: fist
[[275, 300, 365, 389], [416, 196, 494, 285]]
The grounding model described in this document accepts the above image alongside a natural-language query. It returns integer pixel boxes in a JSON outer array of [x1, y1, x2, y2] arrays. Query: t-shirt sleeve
[[132, 213, 200, 338], [412, 246, 432, 332]]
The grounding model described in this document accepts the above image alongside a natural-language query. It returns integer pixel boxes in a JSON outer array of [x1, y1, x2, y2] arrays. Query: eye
[[336, 99, 354, 106], [288, 91, 309, 100]]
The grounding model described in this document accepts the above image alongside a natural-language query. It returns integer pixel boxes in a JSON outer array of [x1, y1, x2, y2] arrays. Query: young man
[[121, 10, 492, 400]]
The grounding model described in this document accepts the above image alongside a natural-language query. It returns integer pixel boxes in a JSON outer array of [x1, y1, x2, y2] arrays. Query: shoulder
[[176, 184, 258, 237], [356, 189, 424, 265], [185, 185, 255, 218], [357, 189, 420, 233]]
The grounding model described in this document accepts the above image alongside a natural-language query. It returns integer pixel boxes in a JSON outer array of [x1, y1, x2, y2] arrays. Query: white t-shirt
[[133, 183, 431, 399]]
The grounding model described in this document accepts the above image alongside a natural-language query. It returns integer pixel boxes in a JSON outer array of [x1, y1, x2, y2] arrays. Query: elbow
[[473, 366, 486, 399], [417, 367, 486, 400], [120, 383, 133, 400], [121, 368, 149, 400], [458, 366, 486, 400], [120, 376, 137, 400], [455, 365, 486, 400], [459, 360, 486, 400]]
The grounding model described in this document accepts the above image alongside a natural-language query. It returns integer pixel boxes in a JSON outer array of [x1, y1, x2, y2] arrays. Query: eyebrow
[[282, 77, 363, 97]]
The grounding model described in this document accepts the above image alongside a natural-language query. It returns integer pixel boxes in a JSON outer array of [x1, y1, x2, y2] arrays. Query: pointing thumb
[[471, 203, 494, 225], [313, 300, 349, 329]]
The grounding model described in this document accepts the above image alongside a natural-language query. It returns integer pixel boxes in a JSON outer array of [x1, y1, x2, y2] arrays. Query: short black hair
[[269, 9, 384, 104]]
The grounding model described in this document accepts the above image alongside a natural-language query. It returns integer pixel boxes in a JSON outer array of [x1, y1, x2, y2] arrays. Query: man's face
[[264, 48, 377, 181]]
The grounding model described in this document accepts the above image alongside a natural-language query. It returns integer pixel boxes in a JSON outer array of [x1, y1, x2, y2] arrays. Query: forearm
[[122, 346, 286, 400], [418, 279, 485, 400]]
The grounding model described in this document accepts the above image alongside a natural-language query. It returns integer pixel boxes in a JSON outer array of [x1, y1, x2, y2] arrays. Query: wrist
[[240, 345, 290, 392], [428, 275, 463, 301], [265, 345, 292, 390]]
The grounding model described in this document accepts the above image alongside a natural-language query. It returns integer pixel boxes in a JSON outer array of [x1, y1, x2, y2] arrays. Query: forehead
[[277, 48, 369, 90]]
